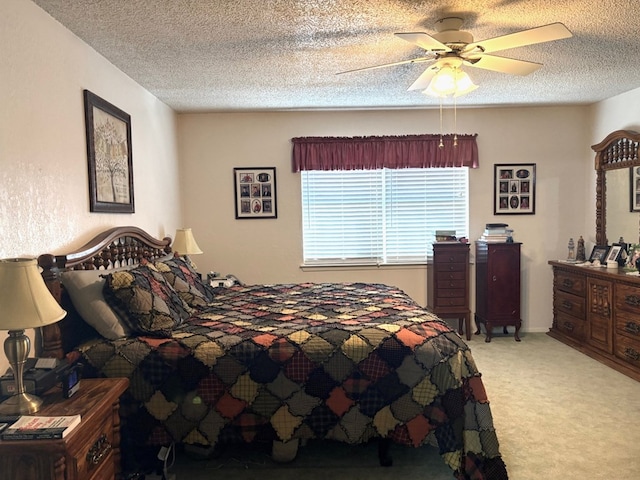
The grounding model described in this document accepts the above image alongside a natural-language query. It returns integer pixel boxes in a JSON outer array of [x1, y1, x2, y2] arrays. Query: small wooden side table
[[427, 242, 471, 340], [0, 377, 129, 480]]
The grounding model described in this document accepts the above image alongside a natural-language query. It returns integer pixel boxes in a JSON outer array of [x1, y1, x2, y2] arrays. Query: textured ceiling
[[32, 0, 640, 112]]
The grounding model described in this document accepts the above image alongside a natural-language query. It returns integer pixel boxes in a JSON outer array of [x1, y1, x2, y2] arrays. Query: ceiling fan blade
[[395, 32, 451, 52], [464, 22, 572, 54], [407, 64, 440, 91], [336, 56, 433, 75], [465, 54, 542, 76]]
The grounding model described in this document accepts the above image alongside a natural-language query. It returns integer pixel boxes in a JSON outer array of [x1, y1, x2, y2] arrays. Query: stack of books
[[479, 223, 514, 243], [0, 414, 81, 440]]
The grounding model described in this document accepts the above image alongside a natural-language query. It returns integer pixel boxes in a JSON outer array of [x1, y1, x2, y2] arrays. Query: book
[[0, 414, 81, 440]]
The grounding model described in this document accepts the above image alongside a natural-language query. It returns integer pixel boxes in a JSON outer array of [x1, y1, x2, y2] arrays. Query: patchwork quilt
[[76, 282, 508, 479]]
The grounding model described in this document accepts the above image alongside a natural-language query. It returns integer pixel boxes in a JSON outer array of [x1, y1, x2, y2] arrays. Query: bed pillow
[[60, 269, 131, 340], [103, 263, 192, 337], [154, 256, 215, 307]]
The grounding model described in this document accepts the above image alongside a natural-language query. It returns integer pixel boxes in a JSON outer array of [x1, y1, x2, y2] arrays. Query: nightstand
[[0, 377, 128, 480]]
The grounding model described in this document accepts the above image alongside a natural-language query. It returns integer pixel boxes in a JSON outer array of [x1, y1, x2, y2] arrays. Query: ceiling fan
[[340, 17, 573, 94]]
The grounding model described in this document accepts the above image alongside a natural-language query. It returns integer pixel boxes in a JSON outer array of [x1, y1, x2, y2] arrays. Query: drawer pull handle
[[625, 322, 640, 336], [624, 295, 640, 308], [563, 321, 574, 332], [561, 300, 573, 310], [562, 278, 574, 288], [87, 433, 112, 466], [624, 347, 640, 361]]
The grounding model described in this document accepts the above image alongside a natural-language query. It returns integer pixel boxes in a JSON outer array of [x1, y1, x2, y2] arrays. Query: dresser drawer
[[615, 332, 640, 368], [436, 287, 465, 299], [434, 252, 467, 264], [434, 263, 466, 273], [434, 278, 466, 289], [555, 311, 585, 341], [436, 271, 466, 282], [555, 271, 586, 296], [554, 290, 585, 318], [615, 311, 640, 337], [434, 296, 467, 307], [615, 283, 640, 314]]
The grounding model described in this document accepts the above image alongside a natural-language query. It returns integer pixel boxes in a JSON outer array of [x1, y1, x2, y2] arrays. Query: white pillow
[[60, 269, 131, 340]]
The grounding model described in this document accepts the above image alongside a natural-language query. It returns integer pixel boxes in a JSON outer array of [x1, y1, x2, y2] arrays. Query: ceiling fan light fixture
[[423, 65, 477, 98]]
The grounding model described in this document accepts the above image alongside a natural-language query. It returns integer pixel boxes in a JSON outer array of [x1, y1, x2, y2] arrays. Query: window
[[301, 167, 469, 265]]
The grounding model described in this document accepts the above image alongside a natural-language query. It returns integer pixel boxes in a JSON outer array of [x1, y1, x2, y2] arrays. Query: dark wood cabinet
[[0, 378, 128, 480], [549, 261, 640, 382], [474, 241, 522, 342], [427, 242, 471, 340]]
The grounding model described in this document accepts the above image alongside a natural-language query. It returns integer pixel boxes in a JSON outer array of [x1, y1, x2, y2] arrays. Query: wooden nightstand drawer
[[434, 263, 466, 272], [75, 415, 115, 480]]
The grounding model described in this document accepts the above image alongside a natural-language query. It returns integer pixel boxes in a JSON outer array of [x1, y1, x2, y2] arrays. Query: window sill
[[300, 262, 428, 272]]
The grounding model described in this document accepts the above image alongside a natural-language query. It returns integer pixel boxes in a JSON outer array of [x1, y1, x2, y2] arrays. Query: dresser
[[427, 242, 471, 340], [0, 378, 129, 480], [474, 241, 522, 342], [548, 261, 640, 382]]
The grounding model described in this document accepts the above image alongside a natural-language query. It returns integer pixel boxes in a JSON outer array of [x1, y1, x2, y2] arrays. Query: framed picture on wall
[[234, 167, 277, 219], [630, 166, 640, 212], [83, 90, 134, 213], [494, 163, 536, 215]]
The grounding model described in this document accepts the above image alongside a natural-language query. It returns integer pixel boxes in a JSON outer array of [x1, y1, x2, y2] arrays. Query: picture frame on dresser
[[606, 244, 623, 263], [233, 167, 277, 219], [589, 245, 609, 263], [83, 90, 134, 214], [493, 163, 536, 215]]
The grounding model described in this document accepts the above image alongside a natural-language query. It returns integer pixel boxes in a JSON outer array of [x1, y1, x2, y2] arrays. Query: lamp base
[[0, 391, 43, 415]]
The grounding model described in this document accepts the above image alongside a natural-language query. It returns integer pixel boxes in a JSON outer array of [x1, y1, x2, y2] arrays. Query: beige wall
[[178, 106, 591, 335], [1, 0, 181, 373]]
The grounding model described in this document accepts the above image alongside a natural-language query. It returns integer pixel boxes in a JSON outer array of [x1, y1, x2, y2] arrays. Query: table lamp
[[0, 258, 66, 414], [172, 228, 203, 257]]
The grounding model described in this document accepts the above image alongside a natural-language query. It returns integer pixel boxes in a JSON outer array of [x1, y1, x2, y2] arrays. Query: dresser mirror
[[593, 130, 640, 245]]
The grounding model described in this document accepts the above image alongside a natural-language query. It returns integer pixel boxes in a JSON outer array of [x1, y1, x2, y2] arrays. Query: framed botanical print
[[494, 163, 536, 215], [84, 90, 134, 213], [234, 167, 277, 219]]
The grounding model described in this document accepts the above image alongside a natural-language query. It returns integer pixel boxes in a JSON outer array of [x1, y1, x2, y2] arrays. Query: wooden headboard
[[37, 226, 172, 359]]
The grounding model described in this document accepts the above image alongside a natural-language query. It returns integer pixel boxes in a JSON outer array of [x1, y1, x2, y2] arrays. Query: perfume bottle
[[567, 238, 575, 261]]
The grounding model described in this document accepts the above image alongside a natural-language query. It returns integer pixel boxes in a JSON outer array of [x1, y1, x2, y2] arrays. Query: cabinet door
[[586, 277, 613, 353], [487, 245, 520, 319]]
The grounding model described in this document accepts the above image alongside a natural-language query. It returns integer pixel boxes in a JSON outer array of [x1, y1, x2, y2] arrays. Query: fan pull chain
[[453, 97, 458, 147], [438, 97, 444, 148]]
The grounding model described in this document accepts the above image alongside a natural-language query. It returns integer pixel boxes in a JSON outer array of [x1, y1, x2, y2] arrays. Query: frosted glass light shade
[[424, 65, 478, 98], [172, 228, 203, 255], [0, 258, 66, 330]]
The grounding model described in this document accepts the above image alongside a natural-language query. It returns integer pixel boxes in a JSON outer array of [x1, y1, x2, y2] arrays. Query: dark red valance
[[291, 134, 478, 172]]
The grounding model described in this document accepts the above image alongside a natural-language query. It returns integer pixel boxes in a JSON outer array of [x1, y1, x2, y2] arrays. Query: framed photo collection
[[630, 166, 640, 212], [494, 163, 536, 215], [234, 167, 277, 219]]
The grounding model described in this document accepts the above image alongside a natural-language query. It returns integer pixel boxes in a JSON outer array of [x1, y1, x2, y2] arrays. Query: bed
[[37, 226, 508, 479]]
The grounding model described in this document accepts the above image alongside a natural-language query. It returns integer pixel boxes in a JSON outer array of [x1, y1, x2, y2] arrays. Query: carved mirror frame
[[593, 129, 640, 245]]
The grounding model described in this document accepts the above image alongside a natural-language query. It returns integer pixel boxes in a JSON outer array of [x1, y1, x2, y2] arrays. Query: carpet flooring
[[166, 332, 640, 479]]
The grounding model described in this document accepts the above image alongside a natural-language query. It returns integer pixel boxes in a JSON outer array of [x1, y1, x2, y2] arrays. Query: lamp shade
[[0, 258, 66, 330], [172, 228, 203, 255]]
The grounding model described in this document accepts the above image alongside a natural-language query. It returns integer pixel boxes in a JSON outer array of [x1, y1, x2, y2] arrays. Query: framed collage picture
[[234, 167, 277, 219], [494, 163, 536, 215]]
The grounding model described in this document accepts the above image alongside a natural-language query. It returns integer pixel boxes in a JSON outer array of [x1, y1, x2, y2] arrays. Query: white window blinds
[[301, 167, 469, 265]]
